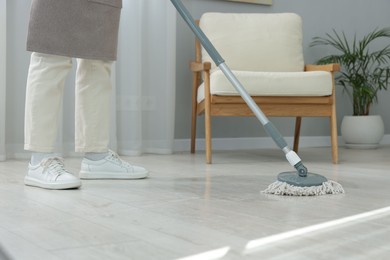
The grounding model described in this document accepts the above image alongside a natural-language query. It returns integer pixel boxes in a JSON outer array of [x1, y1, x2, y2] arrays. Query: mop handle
[[170, 0, 308, 176], [170, 0, 225, 67]]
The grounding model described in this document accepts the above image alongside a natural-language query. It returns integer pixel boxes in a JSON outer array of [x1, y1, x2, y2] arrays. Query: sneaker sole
[[79, 170, 149, 180], [24, 177, 82, 190]]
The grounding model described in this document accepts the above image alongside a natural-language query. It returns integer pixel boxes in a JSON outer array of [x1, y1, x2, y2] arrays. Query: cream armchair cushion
[[197, 70, 332, 103], [199, 12, 305, 73]]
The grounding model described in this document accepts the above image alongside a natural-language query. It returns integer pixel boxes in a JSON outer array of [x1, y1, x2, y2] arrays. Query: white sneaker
[[24, 157, 82, 190], [79, 150, 149, 179]]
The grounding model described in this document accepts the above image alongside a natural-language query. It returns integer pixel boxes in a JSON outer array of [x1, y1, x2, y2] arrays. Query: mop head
[[262, 179, 345, 196]]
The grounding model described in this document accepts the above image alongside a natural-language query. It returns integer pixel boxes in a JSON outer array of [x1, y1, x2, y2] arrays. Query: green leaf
[[311, 27, 390, 115]]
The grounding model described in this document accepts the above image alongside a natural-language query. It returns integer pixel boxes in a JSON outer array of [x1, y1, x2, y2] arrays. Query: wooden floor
[[0, 146, 390, 260]]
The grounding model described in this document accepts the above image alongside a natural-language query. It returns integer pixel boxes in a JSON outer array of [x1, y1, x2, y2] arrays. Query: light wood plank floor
[[0, 146, 390, 260]]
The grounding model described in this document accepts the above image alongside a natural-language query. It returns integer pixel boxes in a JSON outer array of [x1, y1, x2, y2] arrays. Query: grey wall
[[174, 0, 390, 140]]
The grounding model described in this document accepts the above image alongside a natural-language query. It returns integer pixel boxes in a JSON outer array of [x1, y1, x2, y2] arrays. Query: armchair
[[190, 13, 339, 164]]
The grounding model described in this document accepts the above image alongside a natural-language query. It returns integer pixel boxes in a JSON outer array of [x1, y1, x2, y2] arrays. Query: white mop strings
[[262, 180, 345, 196]]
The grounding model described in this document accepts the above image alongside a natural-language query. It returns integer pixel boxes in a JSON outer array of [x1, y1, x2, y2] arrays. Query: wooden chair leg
[[191, 72, 199, 154], [330, 74, 339, 164], [330, 114, 339, 164], [293, 117, 302, 153], [205, 109, 212, 164], [204, 70, 212, 164], [190, 112, 197, 154]]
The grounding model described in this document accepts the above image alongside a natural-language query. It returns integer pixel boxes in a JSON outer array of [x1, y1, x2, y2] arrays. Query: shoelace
[[40, 157, 68, 179], [107, 150, 132, 168]]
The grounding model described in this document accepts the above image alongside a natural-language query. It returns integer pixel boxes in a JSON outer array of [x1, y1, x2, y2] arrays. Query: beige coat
[[26, 0, 122, 61]]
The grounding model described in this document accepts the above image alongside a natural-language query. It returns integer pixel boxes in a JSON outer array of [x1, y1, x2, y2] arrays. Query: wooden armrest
[[190, 61, 211, 72], [305, 64, 340, 72]]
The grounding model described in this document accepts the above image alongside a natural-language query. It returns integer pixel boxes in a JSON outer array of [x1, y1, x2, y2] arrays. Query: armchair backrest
[[199, 13, 305, 73]]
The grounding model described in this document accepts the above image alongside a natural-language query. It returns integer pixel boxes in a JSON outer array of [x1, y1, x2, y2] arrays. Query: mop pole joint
[[285, 150, 308, 177], [294, 161, 308, 177]]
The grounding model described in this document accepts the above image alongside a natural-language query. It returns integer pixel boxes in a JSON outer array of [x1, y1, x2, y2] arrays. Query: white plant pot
[[341, 115, 385, 149]]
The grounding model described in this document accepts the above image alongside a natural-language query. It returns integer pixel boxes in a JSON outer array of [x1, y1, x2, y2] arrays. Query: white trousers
[[24, 52, 112, 153]]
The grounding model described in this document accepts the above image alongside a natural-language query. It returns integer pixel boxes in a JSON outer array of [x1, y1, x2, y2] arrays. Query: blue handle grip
[[170, 0, 225, 66]]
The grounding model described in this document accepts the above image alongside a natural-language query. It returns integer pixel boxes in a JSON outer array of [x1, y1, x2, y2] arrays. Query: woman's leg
[[75, 58, 148, 179], [75, 58, 112, 153], [24, 52, 73, 152], [24, 53, 80, 190]]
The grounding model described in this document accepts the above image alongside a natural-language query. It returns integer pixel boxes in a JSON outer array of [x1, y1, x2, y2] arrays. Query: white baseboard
[[3, 135, 390, 160], [173, 134, 390, 152]]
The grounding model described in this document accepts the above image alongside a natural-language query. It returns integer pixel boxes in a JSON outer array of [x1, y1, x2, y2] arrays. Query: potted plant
[[311, 28, 390, 148]]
